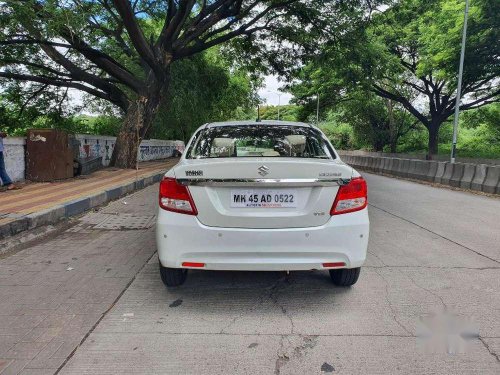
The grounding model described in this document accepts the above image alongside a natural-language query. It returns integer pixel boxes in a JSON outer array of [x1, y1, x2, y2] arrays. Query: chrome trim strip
[[177, 178, 351, 187]]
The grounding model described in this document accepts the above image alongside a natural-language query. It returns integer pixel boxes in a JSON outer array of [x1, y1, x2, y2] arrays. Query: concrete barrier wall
[[2, 135, 185, 182], [483, 166, 500, 194], [339, 150, 500, 166], [471, 164, 488, 191], [339, 152, 500, 195]]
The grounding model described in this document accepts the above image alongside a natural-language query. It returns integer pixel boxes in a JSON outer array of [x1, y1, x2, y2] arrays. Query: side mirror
[[172, 149, 183, 158]]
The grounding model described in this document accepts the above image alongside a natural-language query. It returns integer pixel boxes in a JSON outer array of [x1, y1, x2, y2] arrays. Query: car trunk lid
[[175, 158, 353, 229]]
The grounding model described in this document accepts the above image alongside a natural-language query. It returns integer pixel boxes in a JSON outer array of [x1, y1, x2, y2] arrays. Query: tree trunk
[[386, 99, 397, 153], [109, 104, 144, 169], [390, 139, 397, 153], [427, 121, 440, 160], [111, 85, 168, 169]]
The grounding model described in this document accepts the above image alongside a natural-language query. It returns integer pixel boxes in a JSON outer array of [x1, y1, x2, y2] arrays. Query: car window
[[186, 125, 335, 159]]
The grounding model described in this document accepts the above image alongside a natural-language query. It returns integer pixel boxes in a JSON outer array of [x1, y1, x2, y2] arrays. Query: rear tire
[[159, 262, 187, 287], [329, 267, 360, 286]]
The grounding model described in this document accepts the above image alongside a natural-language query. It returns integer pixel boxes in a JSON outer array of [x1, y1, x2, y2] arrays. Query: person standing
[[0, 131, 18, 191]]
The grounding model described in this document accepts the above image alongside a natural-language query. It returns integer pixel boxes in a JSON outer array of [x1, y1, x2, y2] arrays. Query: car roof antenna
[[256, 105, 261, 122]]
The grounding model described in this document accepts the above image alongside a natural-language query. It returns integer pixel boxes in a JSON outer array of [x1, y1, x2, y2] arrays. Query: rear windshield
[[186, 125, 335, 159]]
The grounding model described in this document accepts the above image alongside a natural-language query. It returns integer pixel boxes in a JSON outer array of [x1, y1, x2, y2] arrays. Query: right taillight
[[330, 177, 367, 215], [159, 177, 198, 215]]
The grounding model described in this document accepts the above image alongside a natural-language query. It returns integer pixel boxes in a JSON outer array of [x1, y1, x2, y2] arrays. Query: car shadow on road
[[151, 269, 358, 314], [187, 269, 335, 287]]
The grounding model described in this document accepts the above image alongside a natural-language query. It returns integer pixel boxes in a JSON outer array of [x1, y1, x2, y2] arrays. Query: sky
[[258, 75, 293, 106]]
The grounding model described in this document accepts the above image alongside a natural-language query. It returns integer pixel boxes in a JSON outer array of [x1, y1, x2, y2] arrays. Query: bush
[[319, 121, 356, 150], [441, 123, 500, 158]]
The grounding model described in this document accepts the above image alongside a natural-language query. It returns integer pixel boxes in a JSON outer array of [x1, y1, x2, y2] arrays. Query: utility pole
[[451, 0, 470, 163], [266, 90, 283, 121], [316, 92, 320, 124], [277, 93, 282, 121]]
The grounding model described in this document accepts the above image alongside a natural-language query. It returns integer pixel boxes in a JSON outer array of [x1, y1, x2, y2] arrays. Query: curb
[[0, 171, 165, 240]]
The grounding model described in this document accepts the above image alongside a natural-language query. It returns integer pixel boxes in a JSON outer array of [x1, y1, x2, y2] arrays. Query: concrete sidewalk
[[0, 160, 178, 240], [0, 185, 161, 375]]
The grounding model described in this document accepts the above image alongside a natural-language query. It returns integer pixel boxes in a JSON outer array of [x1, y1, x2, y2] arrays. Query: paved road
[[1, 173, 499, 374]]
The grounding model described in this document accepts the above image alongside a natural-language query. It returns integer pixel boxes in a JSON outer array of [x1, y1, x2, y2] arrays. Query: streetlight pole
[[451, 0, 470, 163], [277, 93, 282, 121], [267, 90, 283, 121], [316, 92, 320, 124]]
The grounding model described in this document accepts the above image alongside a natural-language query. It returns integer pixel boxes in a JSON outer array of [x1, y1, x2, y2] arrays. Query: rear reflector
[[322, 262, 346, 268], [182, 262, 205, 268], [159, 177, 198, 215], [330, 177, 368, 215]]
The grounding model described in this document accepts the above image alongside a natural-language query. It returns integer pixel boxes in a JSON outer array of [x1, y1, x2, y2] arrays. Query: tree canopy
[[290, 0, 500, 156], [2, 1, 497, 161], [0, 46, 257, 139], [1, 0, 342, 167]]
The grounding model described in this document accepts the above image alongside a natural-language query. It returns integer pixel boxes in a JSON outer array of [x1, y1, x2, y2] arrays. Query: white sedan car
[[156, 121, 369, 287]]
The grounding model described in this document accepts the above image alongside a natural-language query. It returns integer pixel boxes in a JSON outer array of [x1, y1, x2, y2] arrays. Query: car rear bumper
[[156, 208, 369, 271]]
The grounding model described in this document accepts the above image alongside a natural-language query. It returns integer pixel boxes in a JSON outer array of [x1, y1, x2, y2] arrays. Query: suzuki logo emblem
[[258, 165, 270, 176]]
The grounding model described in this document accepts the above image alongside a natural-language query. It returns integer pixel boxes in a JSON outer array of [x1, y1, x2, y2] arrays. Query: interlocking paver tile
[[0, 161, 174, 218], [0, 359, 11, 372], [19, 368, 58, 375], [0, 339, 16, 357], [20, 327, 63, 344], [5, 342, 48, 360], [0, 359, 29, 375]]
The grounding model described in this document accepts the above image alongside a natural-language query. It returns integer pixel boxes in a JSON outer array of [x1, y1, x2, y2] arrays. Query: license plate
[[230, 189, 298, 208]]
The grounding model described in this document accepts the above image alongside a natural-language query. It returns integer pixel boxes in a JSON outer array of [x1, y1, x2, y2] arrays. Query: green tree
[[290, 0, 500, 156], [0, 89, 85, 136], [1, 47, 257, 139], [0, 0, 326, 168], [258, 105, 300, 122], [317, 91, 417, 152], [370, 0, 499, 156], [151, 48, 259, 141]]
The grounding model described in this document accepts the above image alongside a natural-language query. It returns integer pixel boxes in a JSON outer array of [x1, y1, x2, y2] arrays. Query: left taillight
[[159, 177, 198, 215]]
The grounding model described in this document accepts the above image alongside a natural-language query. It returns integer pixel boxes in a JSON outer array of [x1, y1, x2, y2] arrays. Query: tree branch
[[111, 0, 159, 74], [460, 90, 500, 110], [58, 28, 146, 94], [175, 0, 296, 58], [1, 35, 140, 86], [160, 0, 197, 45], [0, 71, 128, 110], [1, 59, 72, 77], [176, 0, 248, 49], [18, 84, 48, 117], [372, 83, 430, 127], [0, 38, 73, 49]]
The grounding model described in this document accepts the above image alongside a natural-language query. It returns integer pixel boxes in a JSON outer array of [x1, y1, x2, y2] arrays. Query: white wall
[[2, 137, 25, 182], [139, 139, 185, 162], [2, 135, 185, 182], [75, 134, 116, 167], [75, 134, 185, 166]]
